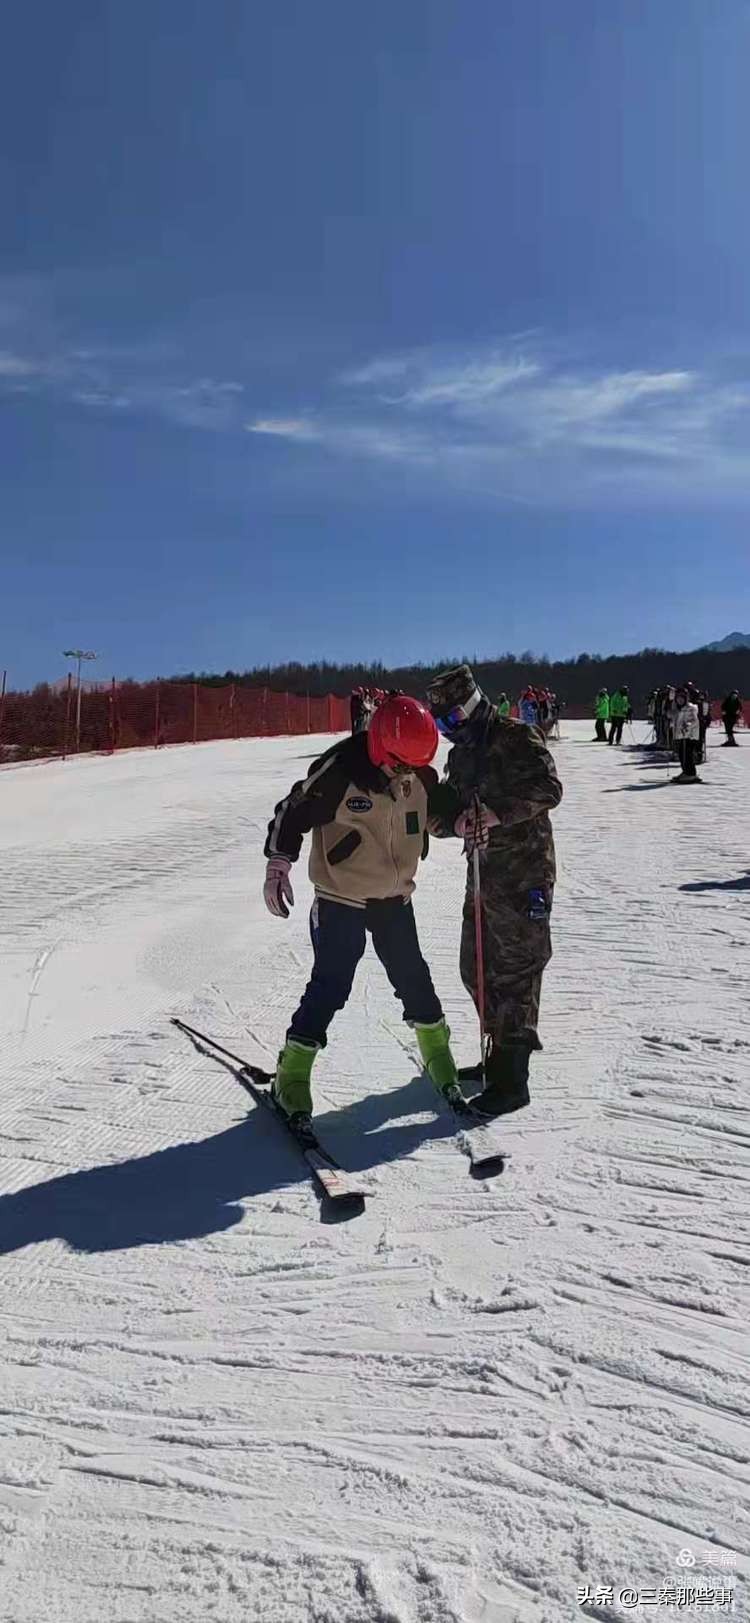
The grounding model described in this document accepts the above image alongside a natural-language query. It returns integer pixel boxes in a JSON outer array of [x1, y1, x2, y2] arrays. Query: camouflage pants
[[460, 869, 553, 1049]]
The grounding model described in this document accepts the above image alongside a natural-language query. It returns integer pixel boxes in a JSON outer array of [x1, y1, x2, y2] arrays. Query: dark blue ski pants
[[288, 896, 443, 1047]]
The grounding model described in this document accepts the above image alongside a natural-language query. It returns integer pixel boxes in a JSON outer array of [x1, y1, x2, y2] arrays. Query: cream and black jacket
[[265, 734, 437, 908]]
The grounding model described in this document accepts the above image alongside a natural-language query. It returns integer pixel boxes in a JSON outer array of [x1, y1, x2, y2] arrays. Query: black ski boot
[[471, 1042, 531, 1118], [459, 1032, 541, 1085]]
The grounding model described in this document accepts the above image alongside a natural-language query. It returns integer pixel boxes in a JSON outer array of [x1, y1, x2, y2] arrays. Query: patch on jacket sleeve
[[346, 796, 373, 813], [405, 810, 420, 836]]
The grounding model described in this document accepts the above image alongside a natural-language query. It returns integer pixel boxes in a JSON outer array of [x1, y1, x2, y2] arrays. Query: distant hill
[[702, 631, 750, 653]]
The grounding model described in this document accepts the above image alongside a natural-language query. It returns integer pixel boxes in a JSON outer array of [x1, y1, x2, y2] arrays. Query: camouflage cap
[[425, 663, 481, 714]]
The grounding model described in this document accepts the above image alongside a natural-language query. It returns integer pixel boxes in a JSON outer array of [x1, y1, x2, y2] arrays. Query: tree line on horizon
[[5, 643, 748, 709], [174, 643, 749, 705]]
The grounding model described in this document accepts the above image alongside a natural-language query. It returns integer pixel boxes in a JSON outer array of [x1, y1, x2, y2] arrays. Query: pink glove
[[264, 856, 294, 918], [454, 804, 499, 852]]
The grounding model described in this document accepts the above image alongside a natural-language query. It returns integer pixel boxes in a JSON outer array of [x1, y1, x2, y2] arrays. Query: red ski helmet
[[367, 695, 438, 770]]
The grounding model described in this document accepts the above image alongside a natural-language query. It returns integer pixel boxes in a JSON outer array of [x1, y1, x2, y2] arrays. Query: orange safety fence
[[1, 680, 746, 761], [0, 679, 351, 761]]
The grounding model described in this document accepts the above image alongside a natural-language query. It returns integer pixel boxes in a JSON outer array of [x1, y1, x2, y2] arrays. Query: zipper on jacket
[[389, 795, 399, 892]]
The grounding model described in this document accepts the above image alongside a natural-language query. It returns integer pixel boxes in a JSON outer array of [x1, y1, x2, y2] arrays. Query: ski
[[444, 1096, 508, 1178], [377, 1021, 507, 1179], [171, 1018, 368, 1213], [240, 1061, 368, 1207]]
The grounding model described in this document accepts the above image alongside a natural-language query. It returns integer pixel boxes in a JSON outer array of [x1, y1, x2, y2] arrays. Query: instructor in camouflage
[[426, 665, 562, 1117]]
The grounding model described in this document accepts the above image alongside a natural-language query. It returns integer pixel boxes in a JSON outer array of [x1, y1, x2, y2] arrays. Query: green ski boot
[[271, 1038, 319, 1122], [414, 1020, 462, 1107]]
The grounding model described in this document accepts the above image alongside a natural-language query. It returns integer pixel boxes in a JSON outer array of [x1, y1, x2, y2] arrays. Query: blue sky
[[2, 0, 750, 689]]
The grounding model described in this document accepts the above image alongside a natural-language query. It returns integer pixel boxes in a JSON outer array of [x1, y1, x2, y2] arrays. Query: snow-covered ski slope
[[1, 724, 748, 1623]]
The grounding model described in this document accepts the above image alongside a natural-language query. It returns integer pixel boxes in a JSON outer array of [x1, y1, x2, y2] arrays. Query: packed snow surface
[[1, 724, 748, 1622]]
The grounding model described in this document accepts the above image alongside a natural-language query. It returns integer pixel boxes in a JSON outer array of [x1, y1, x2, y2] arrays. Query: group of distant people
[[642, 683, 743, 782], [590, 682, 745, 782], [646, 685, 710, 776], [353, 685, 563, 741], [350, 679, 744, 784], [593, 686, 634, 746], [349, 686, 403, 734], [508, 687, 561, 739]]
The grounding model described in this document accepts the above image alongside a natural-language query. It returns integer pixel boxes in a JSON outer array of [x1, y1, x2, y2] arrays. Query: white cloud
[[328, 423, 437, 461], [246, 341, 750, 506], [511, 371, 696, 456], [0, 287, 247, 432], [248, 418, 322, 442], [0, 351, 44, 377], [392, 355, 541, 408], [248, 415, 439, 464], [342, 347, 540, 406], [0, 342, 247, 431], [339, 356, 412, 387], [71, 390, 131, 410], [3, 309, 750, 508], [149, 378, 245, 430], [174, 379, 243, 397]]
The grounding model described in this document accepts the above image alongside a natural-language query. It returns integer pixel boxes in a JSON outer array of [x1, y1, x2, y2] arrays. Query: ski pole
[[471, 802, 487, 1083]]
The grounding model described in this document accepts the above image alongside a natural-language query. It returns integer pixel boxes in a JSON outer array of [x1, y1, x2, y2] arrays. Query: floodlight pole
[[62, 650, 98, 752]]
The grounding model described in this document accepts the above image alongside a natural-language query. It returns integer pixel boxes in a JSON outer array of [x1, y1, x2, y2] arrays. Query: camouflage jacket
[[429, 709, 562, 889]]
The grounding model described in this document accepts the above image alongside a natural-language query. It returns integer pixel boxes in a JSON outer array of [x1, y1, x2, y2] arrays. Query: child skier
[[263, 695, 460, 1123]]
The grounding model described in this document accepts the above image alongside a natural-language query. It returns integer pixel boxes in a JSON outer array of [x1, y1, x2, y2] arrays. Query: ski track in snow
[[0, 725, 748, 1622]]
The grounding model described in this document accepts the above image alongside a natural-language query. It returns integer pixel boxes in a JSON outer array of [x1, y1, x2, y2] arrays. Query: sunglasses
[[435, 704, 472, 736]]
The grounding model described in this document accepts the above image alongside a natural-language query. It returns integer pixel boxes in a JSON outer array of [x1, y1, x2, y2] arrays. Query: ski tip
[[320, 1192, 368, 1223], [308, 1158, 369, 1211], [332, 1192, 368, 1213], [469, 1153, 507, 1179]]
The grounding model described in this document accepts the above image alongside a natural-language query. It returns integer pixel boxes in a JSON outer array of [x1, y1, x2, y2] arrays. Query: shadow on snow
[[0, 1075, 449, 1256], [601, 782, 678, 793], [680, 871, 750, 893]]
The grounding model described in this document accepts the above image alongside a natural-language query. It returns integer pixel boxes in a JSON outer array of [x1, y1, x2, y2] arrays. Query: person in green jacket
[[608, 686, 633, 745], [594, 689, 610, 742], [497, 692, 511, 718]]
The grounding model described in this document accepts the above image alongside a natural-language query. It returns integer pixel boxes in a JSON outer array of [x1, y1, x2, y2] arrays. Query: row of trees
[[176, 645, 749, 706]]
